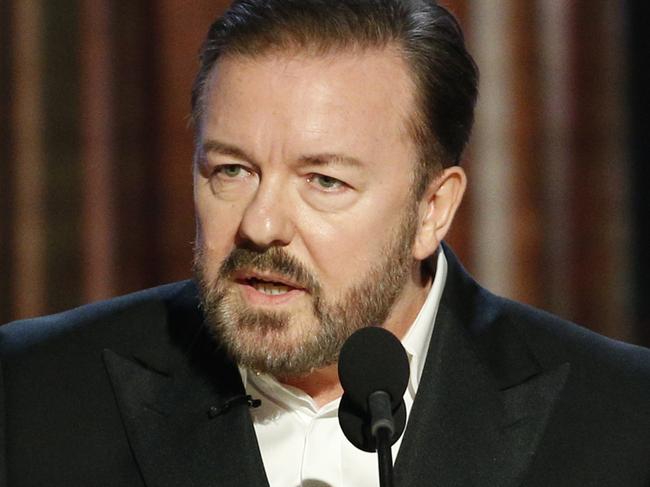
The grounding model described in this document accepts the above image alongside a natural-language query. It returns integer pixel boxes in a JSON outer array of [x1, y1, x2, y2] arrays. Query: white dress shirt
[[239, 249, 448, 487]]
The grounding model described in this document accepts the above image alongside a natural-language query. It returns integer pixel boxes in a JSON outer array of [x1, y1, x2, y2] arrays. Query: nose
[[237, 176, 295, 249]]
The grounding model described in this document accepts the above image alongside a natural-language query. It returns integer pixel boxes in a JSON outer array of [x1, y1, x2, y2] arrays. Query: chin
[[217, 318, 340, 377]]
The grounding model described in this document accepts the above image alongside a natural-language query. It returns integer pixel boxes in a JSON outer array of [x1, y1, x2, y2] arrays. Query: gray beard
[[194, 209, 417, 379]]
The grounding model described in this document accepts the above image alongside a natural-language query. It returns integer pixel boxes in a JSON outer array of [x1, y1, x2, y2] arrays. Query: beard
[[194, 208, 418, 379]]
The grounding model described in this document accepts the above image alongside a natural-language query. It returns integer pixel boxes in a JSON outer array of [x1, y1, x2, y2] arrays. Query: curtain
[[1, 0, 648, 346]]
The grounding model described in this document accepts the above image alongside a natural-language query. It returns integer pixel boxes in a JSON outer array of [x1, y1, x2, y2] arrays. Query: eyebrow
[[202, 139, 258, 165], [202, 139, 365, 169], [298, 153, 366, 169]]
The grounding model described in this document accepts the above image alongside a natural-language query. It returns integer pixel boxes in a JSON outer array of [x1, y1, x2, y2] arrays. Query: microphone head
[[337, 327, 410, 451], [338, 326, 409, 411]]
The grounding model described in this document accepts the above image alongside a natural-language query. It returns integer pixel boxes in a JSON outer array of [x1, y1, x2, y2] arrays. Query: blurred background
[[0, 1, 648, 345]]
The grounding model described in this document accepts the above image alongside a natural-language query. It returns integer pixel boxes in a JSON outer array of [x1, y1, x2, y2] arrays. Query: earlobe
[[412, 166, 467, 260]]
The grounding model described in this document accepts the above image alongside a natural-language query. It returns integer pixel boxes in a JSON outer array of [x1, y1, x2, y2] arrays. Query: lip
[[232, 270, 307, 306], [233, 270, 306, 290]]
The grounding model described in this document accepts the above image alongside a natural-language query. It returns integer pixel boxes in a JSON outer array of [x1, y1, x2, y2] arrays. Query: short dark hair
[[191, 0, 478, 195]]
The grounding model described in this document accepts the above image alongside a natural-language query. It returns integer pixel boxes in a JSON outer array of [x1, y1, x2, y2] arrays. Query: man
[[2, 1, 650, 486]]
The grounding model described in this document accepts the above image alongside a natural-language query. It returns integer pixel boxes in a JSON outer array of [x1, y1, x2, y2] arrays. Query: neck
[[280, 364, 343, 407]]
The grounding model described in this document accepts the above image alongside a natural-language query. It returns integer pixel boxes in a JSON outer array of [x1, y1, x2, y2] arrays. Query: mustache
[[218, 247, 320, 293]]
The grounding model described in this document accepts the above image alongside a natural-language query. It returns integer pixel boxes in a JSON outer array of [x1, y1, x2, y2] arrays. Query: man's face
[[193, 49, 428, 378]]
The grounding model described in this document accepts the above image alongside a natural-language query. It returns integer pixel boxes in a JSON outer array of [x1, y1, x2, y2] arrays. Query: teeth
[[251, 281, 291, 295]]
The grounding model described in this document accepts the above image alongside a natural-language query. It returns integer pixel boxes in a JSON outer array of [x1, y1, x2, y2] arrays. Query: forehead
[[199, 48, 419, 166]]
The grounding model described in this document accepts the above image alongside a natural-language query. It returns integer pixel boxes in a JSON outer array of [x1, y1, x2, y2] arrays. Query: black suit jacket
[[2, 248, 650, 486]]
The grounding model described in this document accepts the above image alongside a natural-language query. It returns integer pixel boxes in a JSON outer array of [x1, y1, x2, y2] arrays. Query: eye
[[213, 164, 251, 179], [207, 164, 256, 196], [307, 174, 346, 192]]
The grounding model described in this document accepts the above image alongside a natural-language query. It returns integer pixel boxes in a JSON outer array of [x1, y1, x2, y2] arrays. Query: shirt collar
[[239, 247, 448, 405], [401, 247, 447, 394]]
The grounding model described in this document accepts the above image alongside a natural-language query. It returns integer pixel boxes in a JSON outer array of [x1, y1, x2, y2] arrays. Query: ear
[[412, 166, 467, 260]]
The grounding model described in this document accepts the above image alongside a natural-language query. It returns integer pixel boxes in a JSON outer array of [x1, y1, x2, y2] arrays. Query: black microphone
[[207, 394, 261, 418], [338, 327, 410, 487]]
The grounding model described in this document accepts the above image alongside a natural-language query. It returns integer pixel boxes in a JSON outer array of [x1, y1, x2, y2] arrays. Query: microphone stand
[[369, 391, 396, 487], [376, 428, 394, 487]]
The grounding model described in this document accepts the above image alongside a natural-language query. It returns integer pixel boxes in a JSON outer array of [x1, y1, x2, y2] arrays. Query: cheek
[[300, 189, 414, 281], [194, 190, 243, 274], [299, 214, 383, 285]]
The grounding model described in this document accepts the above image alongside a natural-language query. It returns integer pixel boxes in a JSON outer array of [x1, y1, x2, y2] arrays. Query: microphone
[[207, 394, 261, 418], [338, 327, 409, 487]]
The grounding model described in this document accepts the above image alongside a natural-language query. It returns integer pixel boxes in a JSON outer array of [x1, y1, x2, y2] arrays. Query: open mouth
[[244, 277, 294, 295], [234, 272, 305, 297]]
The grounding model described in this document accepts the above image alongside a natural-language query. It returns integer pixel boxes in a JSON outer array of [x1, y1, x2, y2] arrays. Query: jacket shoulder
[[474, 290, 650, 413], [442, 244, 650, 403], [496, 295, 650, 373], [0, 281, 198, 360]]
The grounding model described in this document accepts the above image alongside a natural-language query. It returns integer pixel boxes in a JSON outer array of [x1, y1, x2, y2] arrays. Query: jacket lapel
[[395, 248, 570, 487], [102, 292, 269, 487]]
